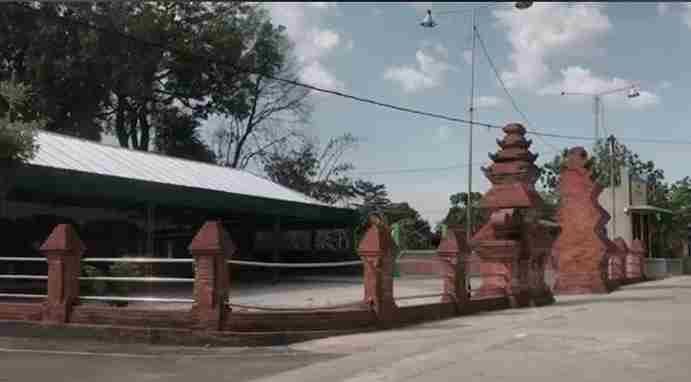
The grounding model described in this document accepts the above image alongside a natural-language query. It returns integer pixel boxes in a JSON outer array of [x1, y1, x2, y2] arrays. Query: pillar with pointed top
[[40, 224, 85, 324], [436, 225, 469, 312], [357, 214, 397, 326], [189, 221, 235, 331]]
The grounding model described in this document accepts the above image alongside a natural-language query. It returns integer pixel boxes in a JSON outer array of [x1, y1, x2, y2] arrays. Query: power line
[[474, 26, 562, 153], [10, 3, 691, 147], [9, 3, 501, 129], [353, 161, 484, 175]]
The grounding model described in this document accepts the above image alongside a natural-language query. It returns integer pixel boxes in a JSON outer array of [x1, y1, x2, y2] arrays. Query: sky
[[104, 2, 691, 227]]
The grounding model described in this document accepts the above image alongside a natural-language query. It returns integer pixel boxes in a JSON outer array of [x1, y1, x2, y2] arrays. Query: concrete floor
[[2, 276, 691, 382]]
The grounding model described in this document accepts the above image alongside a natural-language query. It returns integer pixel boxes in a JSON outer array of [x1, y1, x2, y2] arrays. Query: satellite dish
[[420, 10, 437, 28]]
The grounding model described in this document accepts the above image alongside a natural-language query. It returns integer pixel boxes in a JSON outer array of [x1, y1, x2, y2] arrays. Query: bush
[[107, 262, 145, 300], [80, 264, 107, 296], [0, 81, 44, 164]]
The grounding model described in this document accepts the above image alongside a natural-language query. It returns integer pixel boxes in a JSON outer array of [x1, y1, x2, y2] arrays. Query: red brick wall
[[398, 255, 442, 275], [395, 303, 457, 325], [224, 309, 376, 332], [70, 306, 193, 328], [0, 303, 43, 322]]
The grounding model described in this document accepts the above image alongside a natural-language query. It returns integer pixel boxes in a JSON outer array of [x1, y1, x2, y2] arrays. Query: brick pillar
[[40, 224, 85, 324], [436, 225, 468, 313], [627, 239, 646, 282], [357, 214, 397, 326], [612, 238, 628, 283], [189, 221, 235, 331]]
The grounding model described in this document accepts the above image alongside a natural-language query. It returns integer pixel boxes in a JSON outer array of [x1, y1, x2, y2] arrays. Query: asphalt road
[[2, 276, 691, 382]]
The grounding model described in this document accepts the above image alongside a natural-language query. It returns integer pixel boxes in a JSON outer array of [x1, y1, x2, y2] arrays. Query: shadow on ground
[[554, 296, 676, 307]]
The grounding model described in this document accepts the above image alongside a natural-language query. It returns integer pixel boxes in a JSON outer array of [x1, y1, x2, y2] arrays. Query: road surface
[[1, 276, 690, 382]]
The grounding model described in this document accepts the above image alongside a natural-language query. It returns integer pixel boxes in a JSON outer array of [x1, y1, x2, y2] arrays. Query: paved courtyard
[[1, 276, 691, 382]]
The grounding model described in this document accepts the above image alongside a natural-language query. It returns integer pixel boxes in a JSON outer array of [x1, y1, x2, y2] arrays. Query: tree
[[1, 2, 291, 164], [442, 192, 487, 234], [384, 202, 434, 250], [154, 108, 215, 163], [0, 79, 47, 217], [262, 133, 359, 205], [211, 13, 311, 169]]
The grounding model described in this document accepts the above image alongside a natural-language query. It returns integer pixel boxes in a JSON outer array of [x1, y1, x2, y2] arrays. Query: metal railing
[[0, 257, 48, 299], [79, 257, 195, 304], [645, 258, 686, 278]]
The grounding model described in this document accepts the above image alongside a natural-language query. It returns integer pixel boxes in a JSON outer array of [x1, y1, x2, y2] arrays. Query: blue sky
[[97, 3, 688, 226], [245, 2, 690, 226]]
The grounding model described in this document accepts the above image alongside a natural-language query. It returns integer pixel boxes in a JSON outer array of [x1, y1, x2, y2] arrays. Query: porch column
[[146, 203, 155, 256], [272, 217, 281, 284], [310, 229, 317, 257]]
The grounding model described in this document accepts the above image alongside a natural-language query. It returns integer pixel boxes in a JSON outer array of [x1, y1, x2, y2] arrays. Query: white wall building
[[598, 166, 673, 258]]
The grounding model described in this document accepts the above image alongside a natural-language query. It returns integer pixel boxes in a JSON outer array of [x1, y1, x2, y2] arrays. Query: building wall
[[598, 166, 635, 243]]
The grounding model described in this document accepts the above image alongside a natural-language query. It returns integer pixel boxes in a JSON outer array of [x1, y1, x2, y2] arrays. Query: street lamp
[[420, 3, 533, 242], [560, 84, 641, 143], [560, 84, 641, 239]]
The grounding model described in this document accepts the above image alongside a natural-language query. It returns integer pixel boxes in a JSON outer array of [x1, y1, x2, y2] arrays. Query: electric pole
[[608, 134, 617, 239]]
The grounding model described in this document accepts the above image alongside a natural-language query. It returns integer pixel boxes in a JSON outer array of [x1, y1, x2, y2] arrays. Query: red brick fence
[[0, 218, 515, 344]]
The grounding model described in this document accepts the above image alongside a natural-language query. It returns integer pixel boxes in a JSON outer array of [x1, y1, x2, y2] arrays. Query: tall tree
[[154, 108, 215, 163], [1, 2, 289, 164], [0, 79, 47, 217], [442, 192, 487, 233], [211, 15, 311, 169], [262, 133, 359, 205]]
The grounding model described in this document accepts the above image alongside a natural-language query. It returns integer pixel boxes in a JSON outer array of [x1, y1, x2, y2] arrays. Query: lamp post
[[420, 2, 533, 242], [560, 84, 641, 143], [560, 85, 641, 239]]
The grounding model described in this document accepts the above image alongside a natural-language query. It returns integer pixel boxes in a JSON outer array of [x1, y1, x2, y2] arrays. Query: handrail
[[0, 257, 46, 262], [81, 257, 194, 263], [0, 275, 48, 280], [227, 260, 362, 268], [0, 293, 46, 299], [79, 276, 194, 283], [394, 293, 445, 301], [79, 296, 194, 303]]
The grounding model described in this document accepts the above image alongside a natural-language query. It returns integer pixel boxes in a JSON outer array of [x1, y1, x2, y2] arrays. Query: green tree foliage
[[536, 140, 690, 257], [0, 80, 44, 164], [154, 108, 215, 163], [263, 133, 359, 205], [442, 192, 487, 234], [0, 2, 303, 165]]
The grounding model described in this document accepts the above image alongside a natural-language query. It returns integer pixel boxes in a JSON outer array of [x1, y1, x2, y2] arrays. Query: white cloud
[[384, 45, 456, 93], [313, 30, 340, 51], [302, 61, 345, 91], [462, 50, 473, 65], [437, 125, 451, 141], [493, 3, 612, 90], [657, 3, 670, 16], [475, 96, 505, 109], [540, 66, 660, 110], [684, 3, 691, 28], [660, 81, 672, 89], [264, 3, 346, 90]]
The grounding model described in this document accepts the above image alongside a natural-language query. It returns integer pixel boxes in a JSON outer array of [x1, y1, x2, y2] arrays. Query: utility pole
[[467, 8, 476, 242], [608, 135, 617, 239], [419, 3, 533, 243]]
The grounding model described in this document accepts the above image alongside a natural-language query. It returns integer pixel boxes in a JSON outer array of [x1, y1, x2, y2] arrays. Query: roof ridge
[[36, 130, 334, 208]]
